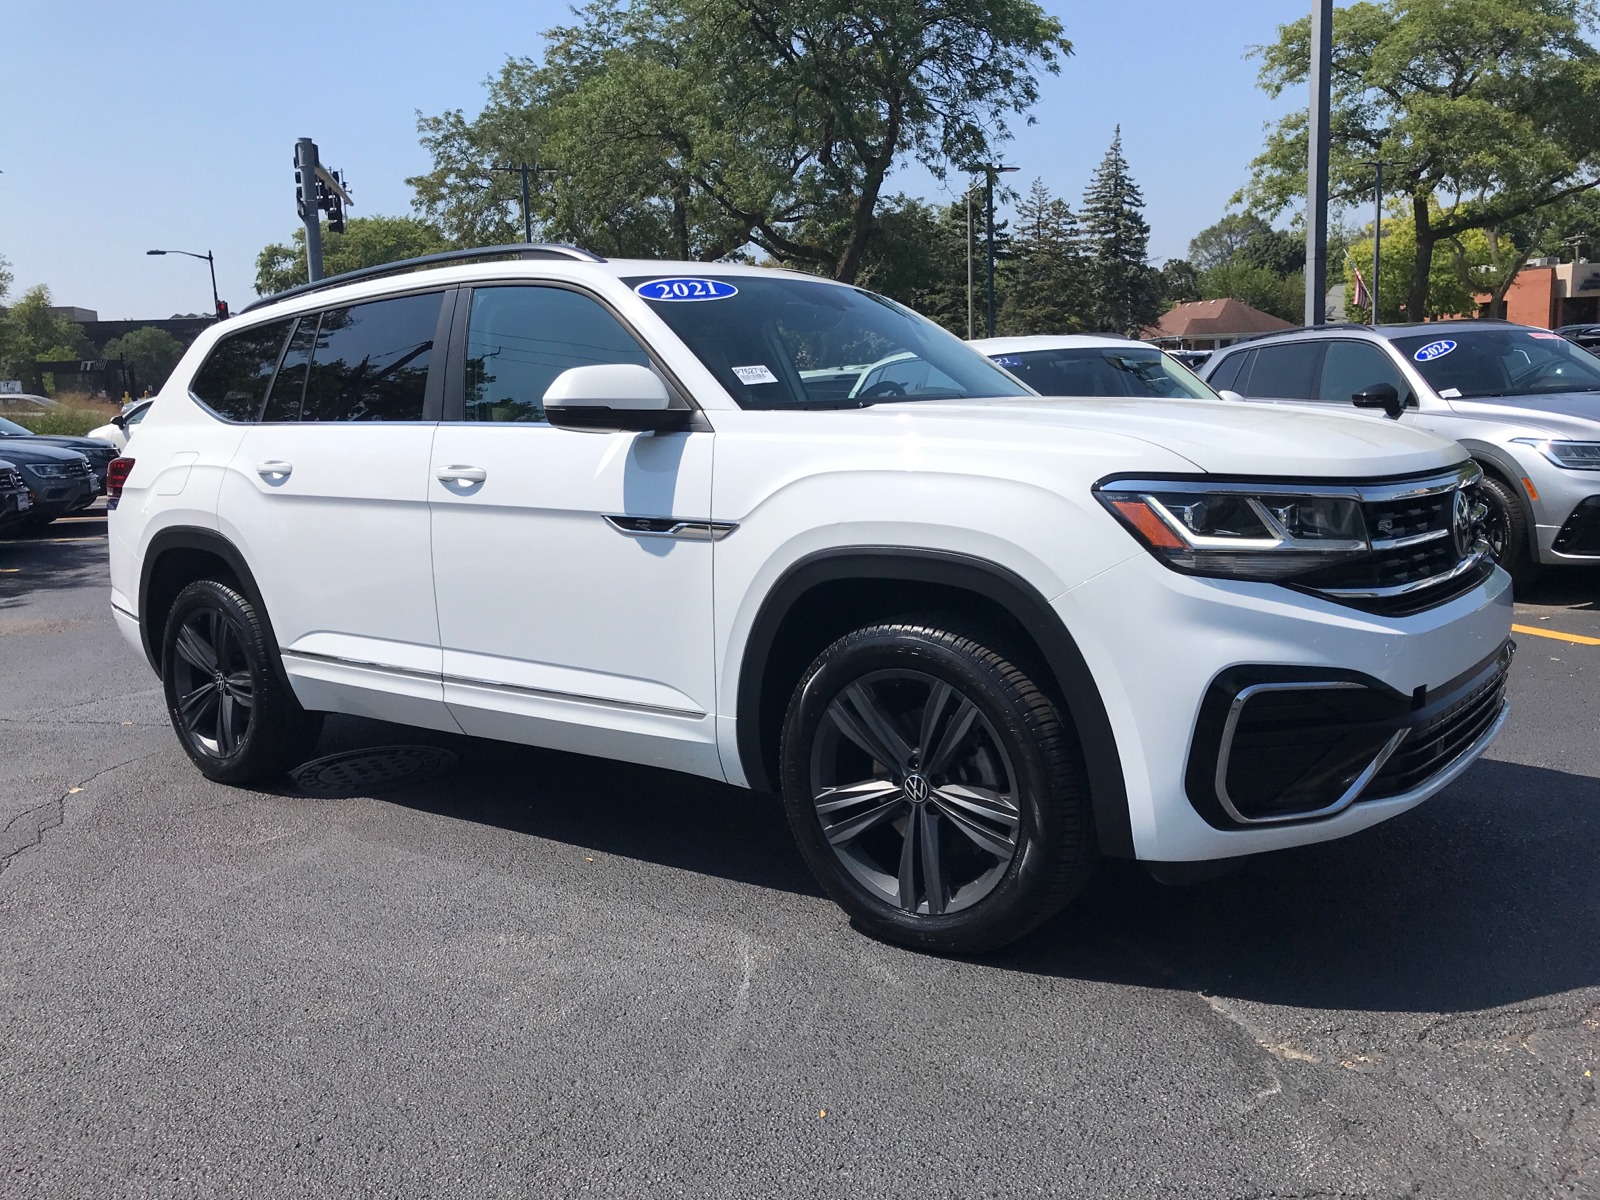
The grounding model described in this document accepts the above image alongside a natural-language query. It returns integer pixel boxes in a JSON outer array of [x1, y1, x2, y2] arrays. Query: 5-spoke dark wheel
[[781, 622, 1094, 952], [1477, 473, 1540, 590], [161, 579, 323, 783]]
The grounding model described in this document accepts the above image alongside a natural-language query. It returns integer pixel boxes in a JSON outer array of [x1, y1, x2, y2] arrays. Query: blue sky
[[1, 0, 1313, 319]]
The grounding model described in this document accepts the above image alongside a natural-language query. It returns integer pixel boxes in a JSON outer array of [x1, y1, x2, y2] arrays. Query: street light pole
[[147, 248, 224, 318], [967, 187, 975, 340], [487, 163, 539, 244], [1305, 0, 1334, 326], [964, 163, 1019, 339], [1362, 159, 1390, 326]]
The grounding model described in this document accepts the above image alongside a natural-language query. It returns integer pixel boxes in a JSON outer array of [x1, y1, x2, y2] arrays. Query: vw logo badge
[[904, 774, 930, 804], [1451, 489, 1474, 557]]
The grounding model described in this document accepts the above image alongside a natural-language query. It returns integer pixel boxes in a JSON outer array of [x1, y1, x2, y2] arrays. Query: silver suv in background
[[1200, 321, 1600, 584]]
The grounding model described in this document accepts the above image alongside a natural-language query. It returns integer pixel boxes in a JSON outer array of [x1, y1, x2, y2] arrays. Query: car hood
[[901, 395, 1466, 477], [0, 440, 88, 465], [0, 433, 117, 454], [1446, 390, 1600, 436]]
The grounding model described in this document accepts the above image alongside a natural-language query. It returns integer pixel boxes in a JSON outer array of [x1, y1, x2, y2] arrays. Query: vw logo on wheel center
[[904, 774, 930, 804]]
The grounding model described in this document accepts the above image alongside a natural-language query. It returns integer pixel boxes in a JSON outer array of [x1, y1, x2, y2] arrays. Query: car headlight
[[24, 463, 71, 479], [1511, 438, 1600, 470], [1096, 478, 1373, 581]]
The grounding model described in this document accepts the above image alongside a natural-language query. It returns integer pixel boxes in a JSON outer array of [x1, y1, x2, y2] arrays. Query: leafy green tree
[[101, 327, 185, 394], [1159, 259, 1201, 305], [1197, 260, 1307, 322], [408, 0, 1071, 282], [1188, 213, 1276, 271], [852, 197, 969, 331], [254, 215, 449, 296], [1081, 127, 1161, 334], [997, 178, 1087, 334], [0, 285, 93, 393], [1340, 207, 1478, 321], [0, 252, 12, 304], [1241, 0, 1600, 322]]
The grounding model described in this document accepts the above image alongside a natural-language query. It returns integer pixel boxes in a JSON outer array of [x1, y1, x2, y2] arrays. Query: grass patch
[[7, 394, 121, 437]]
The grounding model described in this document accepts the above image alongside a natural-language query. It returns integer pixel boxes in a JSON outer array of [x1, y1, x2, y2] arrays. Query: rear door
[[1236, 341, 1326, 406], [217, 289, 457, 731]]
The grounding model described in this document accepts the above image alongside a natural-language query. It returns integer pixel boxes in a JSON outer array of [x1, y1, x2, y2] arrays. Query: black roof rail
[[241, 243, 607, 314]]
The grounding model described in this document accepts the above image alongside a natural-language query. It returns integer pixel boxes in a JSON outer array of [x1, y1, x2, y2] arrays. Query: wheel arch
[[1460, 441, 1539, 552], [735, 547, 1135, 858], [138, 527, 281, 682]]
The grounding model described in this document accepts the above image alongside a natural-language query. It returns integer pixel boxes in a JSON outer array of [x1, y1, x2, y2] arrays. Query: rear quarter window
[[188, 319, 293, 422]]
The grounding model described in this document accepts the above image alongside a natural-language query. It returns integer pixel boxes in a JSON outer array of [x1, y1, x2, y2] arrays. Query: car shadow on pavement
[[0, 535, 110, 611], [997, 757, 1600, 1014], [297, 716, 1596, 1013], [300, 713, 824, 899]]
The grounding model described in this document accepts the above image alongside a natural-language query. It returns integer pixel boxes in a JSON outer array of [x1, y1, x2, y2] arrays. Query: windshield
[[628, 275, 1030, 408], [0, 416, 34, 436], [987, 346, 1216, 399], [1392, 328, 1600, 399]]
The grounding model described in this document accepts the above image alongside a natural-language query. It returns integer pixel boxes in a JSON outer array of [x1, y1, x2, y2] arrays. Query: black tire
[[161, 579, 323, 784], [780, 622, 1095, 953], [1478, 472, 1541, 590]]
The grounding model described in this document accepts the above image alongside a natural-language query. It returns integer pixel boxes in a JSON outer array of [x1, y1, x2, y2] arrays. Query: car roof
[[967, 334, 1145, 353], [1212, 318, 1543, 353]]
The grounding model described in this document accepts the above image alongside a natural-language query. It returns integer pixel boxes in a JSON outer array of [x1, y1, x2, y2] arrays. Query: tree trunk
[[1407, 192, 1434, 322]]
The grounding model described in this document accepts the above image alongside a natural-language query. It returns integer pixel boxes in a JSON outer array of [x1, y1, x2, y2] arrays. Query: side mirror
[[543, 364, 693, 432], [1217, 389, 1245, 403], [1351, 382, 1403, 420], [111, 414, 127, 429]]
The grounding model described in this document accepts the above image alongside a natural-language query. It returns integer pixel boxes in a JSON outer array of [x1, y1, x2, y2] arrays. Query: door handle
[[256, 460, 293, 479], [436, 465, 487, 484]]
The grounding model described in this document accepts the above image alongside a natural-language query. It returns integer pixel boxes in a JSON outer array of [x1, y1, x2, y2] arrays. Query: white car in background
[[107, 248, 1510, 952], [87, 398, 154, 450]]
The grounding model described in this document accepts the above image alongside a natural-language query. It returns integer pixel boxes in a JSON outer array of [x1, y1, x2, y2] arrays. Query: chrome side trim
[[1364, 697, 1510, 809], [1315, 547, 1489, 599], [282, 647, 708, 719], [441, 672, 706, 719], [280, 648, 443, 683], [110, 600, 138, 622], [602, 515, 737, 542], [1213, 681, 1408, 826]]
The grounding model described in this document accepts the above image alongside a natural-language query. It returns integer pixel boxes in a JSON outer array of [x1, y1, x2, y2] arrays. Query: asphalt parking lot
[[2, 511, 1597, 1199]]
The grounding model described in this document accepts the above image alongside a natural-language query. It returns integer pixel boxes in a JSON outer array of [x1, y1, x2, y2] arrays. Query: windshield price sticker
[[731, 364, 779, 386], [1439, 387, 1463, 398], [635, 278, 738, 302], [1529, 331, 1563, 340], [1413, 339, 1457, 362]]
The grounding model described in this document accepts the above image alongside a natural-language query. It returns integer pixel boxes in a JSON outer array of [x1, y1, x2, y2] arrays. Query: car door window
[[125, 401, 152, 426], [188, 319, 293, 422], [464, 286, 652, 423], [1241, 343, 1324, 400], [299, 292, 443, 422], [1318, 340, 1408, 404], [260, 317, 318, 422], [1207, 350, 1247, 392]]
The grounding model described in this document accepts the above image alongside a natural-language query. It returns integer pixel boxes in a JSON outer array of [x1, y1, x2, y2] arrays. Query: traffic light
[[294, 163, 310, 220], [322, 180, 346, 235], [215, 299, 230, 320]]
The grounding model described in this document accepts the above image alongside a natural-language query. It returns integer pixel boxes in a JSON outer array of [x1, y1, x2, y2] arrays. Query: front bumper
[[1057, 551, 1513, 861], [1523, 454, 1600, 564], [0, 486, 33, 528]]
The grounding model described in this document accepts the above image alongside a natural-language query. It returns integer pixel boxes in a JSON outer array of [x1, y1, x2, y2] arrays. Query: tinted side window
[[300, 292, 442, 422], [1207, 350, 1246, 392], [1318, 341, 1408, 404], [261, 316, 317, 422], [188, 319, 292, 422], [464, 286, 652, 423], [1242, 343, 1324, 400]]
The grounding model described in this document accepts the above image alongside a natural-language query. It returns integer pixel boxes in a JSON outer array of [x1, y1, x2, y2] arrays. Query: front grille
[[61, 459, 90, 478], [0, 468, 21, 490], [1363, 660, 1509, 799], [1553, 496, 1600, 555]]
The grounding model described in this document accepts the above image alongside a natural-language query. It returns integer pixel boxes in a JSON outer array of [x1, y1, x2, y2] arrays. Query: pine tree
[[998, 179, 1087, 335], [1081, 127, 1162, 335]]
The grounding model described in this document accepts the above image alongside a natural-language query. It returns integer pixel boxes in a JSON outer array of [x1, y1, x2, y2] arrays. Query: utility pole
[[487, 163, 539, 244], [965, 163, 1019, 339], [966, 187, 975, 340], [295, 138, 325, 282], [1363, 159, 1390, 325], [1305, 0, 1334, 326]]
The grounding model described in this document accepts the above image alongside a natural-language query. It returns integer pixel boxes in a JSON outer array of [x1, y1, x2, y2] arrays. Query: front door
[[218, 289, 456, 731], [428, 283, 721, 778]]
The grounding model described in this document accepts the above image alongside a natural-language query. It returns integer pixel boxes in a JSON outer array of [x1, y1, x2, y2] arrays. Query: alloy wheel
[[170, 606, 255, 758], [809, 669, 1020, 916]]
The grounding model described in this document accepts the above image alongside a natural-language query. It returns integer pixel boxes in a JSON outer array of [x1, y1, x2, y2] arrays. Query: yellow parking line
[[1512, 623, 1600, 646], [17, 536, 108, 544]]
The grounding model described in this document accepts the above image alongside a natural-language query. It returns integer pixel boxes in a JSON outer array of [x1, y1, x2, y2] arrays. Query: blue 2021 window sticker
[[1413, 339, 1457, 362], [635, 278, 738, 302]]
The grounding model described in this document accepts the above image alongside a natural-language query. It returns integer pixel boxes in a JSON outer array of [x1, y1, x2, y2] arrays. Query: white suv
[[106, 246, 1513, 951]]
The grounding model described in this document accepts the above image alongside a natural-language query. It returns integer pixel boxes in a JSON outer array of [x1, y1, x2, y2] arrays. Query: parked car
[[973, 335, 1219, 399], [1197, 320, 1600, 585], [1556, 323, 1600, 352], [109, 246, 1511, 952], [0, 415, 119, 495], [1164, 348, 1212, 371], [0, 459, 34, 531], [0, 440, 94, 528], [0, 392, 58, 413], [87, 398, 153, 451]]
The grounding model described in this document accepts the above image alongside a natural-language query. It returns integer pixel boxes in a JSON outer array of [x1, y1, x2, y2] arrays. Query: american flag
[[1346, 250, 1370, 309]]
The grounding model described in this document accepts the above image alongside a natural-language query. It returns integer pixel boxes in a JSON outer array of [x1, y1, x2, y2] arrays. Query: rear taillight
[[106, 457, 134, 509]]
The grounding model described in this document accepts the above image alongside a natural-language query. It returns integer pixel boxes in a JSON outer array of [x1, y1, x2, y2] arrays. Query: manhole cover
[[290, 746, 457, 797]]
